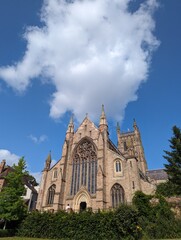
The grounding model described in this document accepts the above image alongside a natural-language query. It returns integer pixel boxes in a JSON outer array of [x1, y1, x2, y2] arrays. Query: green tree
[[132, 191, 152, 216], [0, 157, 28, 229], [164, 125, 181, 195], [156, 181, 178, 197]]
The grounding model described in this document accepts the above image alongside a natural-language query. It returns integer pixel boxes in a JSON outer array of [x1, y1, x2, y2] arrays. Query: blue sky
[[0, 0, 181, 182]]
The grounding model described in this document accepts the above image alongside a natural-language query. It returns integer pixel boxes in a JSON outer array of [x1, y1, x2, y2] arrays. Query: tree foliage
[[164, 125, 181, 195], [0, 158, 28, 229], [133, 191, 181, 239], [156, 181, 179, 197]]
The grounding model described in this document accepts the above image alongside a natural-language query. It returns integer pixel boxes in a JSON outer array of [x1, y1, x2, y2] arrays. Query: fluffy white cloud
[[0, 149, 43, 184], [0, 149, 20, 166], [30, 171, 42, 184], [28, 134, 48, 144], [0, 0, 159, 121]]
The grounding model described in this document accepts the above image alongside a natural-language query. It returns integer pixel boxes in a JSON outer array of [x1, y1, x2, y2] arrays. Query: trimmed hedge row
[[17, 192, 181, 240], [0, 229, 15, 237], [18, 205, 141, 240]]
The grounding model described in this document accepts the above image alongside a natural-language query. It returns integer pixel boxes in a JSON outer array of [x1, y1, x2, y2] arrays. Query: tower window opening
[[124, 141, 127, 151]]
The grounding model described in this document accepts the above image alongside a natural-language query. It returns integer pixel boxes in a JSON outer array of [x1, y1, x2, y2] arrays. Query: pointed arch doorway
[[73, 188, 91, 212], [80, 201, 87, 212]]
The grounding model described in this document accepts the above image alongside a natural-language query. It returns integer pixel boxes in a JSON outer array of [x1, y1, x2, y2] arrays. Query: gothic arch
[[73, 187, 91, 211], [71, 137, 97, 162], [114, 159, 122, 173], [47, 184, 56, 205], [111, 183, 124, 208], [70, 138, 97, 196]]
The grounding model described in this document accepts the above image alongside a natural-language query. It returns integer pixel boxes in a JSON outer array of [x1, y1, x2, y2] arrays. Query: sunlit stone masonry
[[36, 106, 166, 212]]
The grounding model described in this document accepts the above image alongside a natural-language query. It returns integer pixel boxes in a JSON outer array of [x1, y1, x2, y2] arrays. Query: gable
[[74, 117, 99, 141]]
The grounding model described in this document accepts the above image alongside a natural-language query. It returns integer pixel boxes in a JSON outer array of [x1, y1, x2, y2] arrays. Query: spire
[[133, 118, 139, 133], [44, 151, 51, 170], [117, 122, 121, 133], [99, 104, 108, 132], [66, 114, 74, 140], [66, 114, 74, 134], [99, 104, 107, 125]]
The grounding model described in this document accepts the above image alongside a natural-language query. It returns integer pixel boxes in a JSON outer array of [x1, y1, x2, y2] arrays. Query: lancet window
[[47, 184, 56, 205], [115, 160, 121, 172], [70, 139, 97, 195], [53, 168, 58, 178], [111, 183, 124, 208]]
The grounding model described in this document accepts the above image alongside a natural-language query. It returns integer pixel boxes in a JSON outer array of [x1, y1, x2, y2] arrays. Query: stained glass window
[[47, 184, 56, 205], [111, 183, 124, 208], [70, 139, 97, 195]]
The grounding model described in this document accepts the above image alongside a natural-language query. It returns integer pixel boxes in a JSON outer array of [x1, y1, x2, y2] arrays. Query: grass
[[0, 238, 53, 240], [3, 237, 180, 240], [0, 238, 181, 240]]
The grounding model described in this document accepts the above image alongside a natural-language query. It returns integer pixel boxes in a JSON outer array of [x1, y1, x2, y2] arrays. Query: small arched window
[[47, 184, 56, 205], [115, 160, 121, 172], [53, 169, 58, 178]]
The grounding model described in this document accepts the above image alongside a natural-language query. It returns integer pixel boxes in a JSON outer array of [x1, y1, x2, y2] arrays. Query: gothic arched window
[[115, 160, 121, 172], [70, 139, 97, 195], [111, 183, 124, 208], [47, 184, 56, 205], [53, 168, 58, 178]]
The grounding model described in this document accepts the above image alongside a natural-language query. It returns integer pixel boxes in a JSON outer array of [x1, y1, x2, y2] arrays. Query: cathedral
[[36, 106, 161, 212]]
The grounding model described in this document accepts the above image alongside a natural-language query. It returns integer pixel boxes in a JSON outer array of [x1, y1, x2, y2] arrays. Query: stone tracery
[[111, 183, 124, 208], [70, 139, 97, 195]]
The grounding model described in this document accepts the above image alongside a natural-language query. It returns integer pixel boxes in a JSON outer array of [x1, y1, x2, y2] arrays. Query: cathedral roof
[[146, 169, 168, 181], [107, 139, 121, 155]]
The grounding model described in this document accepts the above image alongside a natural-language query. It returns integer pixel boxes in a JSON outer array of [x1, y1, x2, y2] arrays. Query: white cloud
[[51, 159, 57, 168], [0, 149, 42, 184], [30, 171, 42, 184], [28, 134, 48, 144], [0, 149, 20, 166], [0, 0, 159, 122]]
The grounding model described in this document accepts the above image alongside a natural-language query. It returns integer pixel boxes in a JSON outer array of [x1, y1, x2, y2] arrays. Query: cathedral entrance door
[[80, 201, 87, 212]]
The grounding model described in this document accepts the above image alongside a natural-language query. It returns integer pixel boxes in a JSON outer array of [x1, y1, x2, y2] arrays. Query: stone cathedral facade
[[37, 106, 157, 212]]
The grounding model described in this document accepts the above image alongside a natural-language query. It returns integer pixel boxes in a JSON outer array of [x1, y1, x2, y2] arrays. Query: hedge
[[17, 192, 181, 240], [0, 229, 16, 237], [18, 206, 141, 240]]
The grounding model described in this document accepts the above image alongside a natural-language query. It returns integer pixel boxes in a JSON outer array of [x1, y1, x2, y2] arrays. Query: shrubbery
[[133, 191, 181, 239], [15, 191, 181, 239], [0, 229, 15, 237], [18, 206, 141, 240]]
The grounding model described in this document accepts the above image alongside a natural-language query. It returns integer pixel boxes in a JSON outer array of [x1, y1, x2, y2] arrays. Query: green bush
[[17, 193, 181, 240], [113, 204, 142, 240], [156, 181, 180, 197], [0, 229, 15, 237], [133, 191, 181, 239], [18, 206, 140, 240]]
